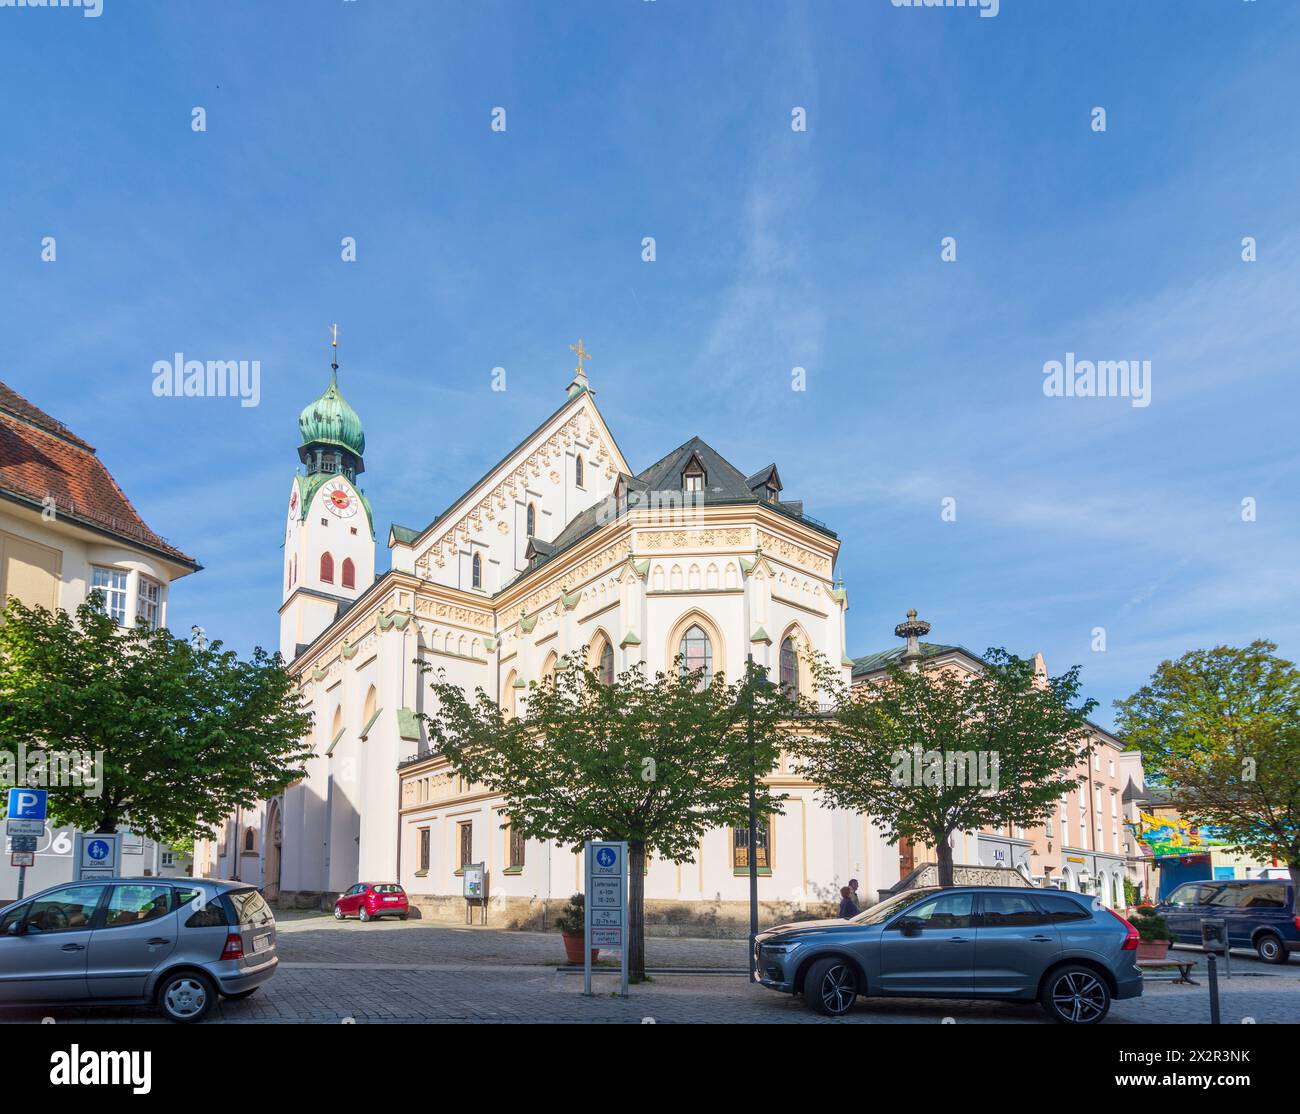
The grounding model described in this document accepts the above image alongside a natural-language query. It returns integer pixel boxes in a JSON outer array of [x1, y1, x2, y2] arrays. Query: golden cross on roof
[[329, 323, 340, 370], [570, 337, 592, 377]]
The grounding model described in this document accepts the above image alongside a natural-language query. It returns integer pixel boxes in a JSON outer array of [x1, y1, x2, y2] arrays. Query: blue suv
[[1156, 878, 1298, 963]]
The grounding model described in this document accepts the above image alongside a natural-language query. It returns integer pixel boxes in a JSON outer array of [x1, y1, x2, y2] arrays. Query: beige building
[[0, 380, 199, 899]]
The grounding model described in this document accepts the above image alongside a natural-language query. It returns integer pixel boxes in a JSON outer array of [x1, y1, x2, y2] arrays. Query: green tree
[[799, 649, 1095, 887], [419, 649, 806, 980], [1116, 641, 1300, 913], [0, 597, 313, 842]]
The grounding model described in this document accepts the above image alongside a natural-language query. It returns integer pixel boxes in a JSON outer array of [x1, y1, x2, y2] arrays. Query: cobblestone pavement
[[3, 916, 1297, 1024]]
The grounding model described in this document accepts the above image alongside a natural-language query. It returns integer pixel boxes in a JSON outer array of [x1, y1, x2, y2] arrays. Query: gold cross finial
[[570, 337, 592, 377], [329, 324, 340, 371]]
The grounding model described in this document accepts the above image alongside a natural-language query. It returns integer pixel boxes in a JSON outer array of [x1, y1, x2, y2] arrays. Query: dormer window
[[766, 483, 779, 504], [683, 464, 705, 493]]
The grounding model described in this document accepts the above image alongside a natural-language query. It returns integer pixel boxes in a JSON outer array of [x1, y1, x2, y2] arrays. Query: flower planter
[[1136, 939, 1170, 961], [562, 932, 599, 966]]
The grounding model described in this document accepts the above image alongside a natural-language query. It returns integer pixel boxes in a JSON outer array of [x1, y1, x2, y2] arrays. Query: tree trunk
[[934, 833, 955, 888], [628, 840, 646, 981]]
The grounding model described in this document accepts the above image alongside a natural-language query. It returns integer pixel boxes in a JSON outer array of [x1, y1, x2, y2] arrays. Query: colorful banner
[[1129, 811, 1232, 859]]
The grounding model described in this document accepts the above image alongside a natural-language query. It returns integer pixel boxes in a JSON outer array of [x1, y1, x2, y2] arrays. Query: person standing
[[848, 878, 864, 912], [837, 886, 857, 919]]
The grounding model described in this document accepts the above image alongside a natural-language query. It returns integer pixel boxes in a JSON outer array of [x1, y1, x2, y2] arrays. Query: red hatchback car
[[333, 883, 410, 923]]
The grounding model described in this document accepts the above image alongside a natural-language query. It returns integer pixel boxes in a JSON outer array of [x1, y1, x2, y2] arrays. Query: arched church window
[[320, 552, 334, 584], [472, 552, 482, 589], [780, 636, 799, 694], [526, 503, 536, 537], [575, 455, 584, 488], [679, 624, 713, 688], [243, 827, 256, 853], [597, 639, 614, 685], [341, 558, 356, 590]]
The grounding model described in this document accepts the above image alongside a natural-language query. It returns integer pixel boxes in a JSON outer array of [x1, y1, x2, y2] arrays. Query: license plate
[[384, 897, 399, 903], [252, 933, 271, 953]]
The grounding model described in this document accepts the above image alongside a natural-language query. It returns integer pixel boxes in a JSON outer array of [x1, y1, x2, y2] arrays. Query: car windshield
[[851, 888, 939, 926]]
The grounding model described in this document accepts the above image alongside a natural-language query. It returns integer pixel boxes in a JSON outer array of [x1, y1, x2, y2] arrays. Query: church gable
[[396, 390, 627, 592]]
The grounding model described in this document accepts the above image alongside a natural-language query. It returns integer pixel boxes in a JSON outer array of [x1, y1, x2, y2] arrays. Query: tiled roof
[[0, 381, 198, 569], [850, 642, 966, 677]]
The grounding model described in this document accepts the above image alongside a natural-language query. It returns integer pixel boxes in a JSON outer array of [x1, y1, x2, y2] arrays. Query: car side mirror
[[6, 921, 24, 936], [897, 918, 922, 937]]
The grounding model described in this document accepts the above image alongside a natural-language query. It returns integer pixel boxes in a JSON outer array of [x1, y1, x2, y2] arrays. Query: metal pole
[[1207, 953, 1220, 1025], [583, 843, 593, 997], [16, 864, 26, 901], [748, 660, 758, 983], [619, 842, 628, 998]]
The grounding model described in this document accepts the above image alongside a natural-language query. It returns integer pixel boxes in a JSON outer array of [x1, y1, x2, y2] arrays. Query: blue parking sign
[[6, 788, 47, 821]]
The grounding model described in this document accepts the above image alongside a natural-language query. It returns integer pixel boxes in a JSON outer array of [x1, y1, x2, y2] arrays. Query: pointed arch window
[[341, 557, 356, 590], [320, 552, 334, 584], [471, 552, 482, 589], [679, 624, 713, 688], [597, 639, 614, 685], [526, 503, 536, 537], [575, 455, 585, 488], [779, 636, 799, 694]]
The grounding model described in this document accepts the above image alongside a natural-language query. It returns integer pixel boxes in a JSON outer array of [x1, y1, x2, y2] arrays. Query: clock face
[[322, 479, 359, 519]]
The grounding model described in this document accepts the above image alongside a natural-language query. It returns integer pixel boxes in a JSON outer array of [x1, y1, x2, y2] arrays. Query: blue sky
[[3, 0, 1297, 729]]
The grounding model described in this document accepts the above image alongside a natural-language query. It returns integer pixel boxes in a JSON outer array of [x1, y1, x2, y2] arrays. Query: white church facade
[[193, 345, 988, 925]]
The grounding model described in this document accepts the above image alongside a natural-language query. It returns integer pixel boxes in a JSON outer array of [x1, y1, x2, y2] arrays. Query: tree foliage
[[1116, 641, 1300, 910], [796, 649, 1095, 886], [419, 648, 809, 978], [0, 597, 313, 842]]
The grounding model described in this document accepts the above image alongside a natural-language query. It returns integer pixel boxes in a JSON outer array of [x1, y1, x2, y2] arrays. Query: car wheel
[[802, 957, 858, 1017], [333, 904, 345, 920], [399, 913, 408, 921], [1041, 965, 1111, 1025], [1255, 932, 1287, 964], [157, 970, 217, 1023], [359, 907, 370, 922], [223, 987, 259, 1000]]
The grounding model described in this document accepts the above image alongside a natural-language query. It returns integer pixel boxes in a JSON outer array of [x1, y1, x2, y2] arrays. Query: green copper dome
[[299, 370, 365, 457]]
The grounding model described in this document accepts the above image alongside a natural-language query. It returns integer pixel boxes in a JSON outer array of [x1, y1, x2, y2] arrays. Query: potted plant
[[1129, 905, 1174, 960], [556, 893, 598, 965]]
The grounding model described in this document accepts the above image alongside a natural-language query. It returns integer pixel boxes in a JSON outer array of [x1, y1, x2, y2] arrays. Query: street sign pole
[[583, 843, 593, 997], [7, 788, 50, 902], [16, 862, 26, 901]]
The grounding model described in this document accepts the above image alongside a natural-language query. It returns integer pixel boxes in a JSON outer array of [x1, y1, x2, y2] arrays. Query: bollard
[[1207, 953, 1220, 1025]]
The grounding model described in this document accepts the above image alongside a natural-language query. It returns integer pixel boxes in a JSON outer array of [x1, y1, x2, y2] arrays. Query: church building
[[194, 341, 989, 924]]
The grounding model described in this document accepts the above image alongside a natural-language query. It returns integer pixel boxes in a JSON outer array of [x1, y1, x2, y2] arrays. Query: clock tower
[[279, 337, 375, 659]]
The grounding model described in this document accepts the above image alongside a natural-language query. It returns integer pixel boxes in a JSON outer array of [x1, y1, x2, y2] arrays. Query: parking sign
[[6, 788, 47, 822], [583, 840, 628, 999]]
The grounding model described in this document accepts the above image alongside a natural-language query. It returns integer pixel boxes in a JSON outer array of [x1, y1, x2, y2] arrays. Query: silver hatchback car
[[0, 877, 278, 1022], [755, 885, 1143, 1023]]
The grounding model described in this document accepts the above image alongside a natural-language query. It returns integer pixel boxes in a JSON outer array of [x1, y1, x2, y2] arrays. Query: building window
[[320, 552, 334, 584], [161, 851, 175, 868], [733, 818, 770, 870], [457, 821, 473, 869], [90, 566, 128, 624], [598, 639, 614, 685], [136, 576, 162, 630], [471, 552, 482, 589], [779, 636, 798, 693], [575, 455, 584, 488], [683, 466, 704, 493], [679, 624, 713, 687], [341, 558, 355, 590], [243, 827, 256, 853], [508, 824, 525, 871], [526, 503, 536, 537], [418, 828, 430, 873]]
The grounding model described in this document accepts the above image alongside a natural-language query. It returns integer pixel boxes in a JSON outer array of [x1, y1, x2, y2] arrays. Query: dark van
[[1157, 878, 1298, 963]]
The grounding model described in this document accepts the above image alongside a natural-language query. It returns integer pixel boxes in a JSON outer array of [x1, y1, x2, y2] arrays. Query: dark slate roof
[[850, 642, 968, 677], [0, 380, 199, 569], [512, 435, 832, 582]]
